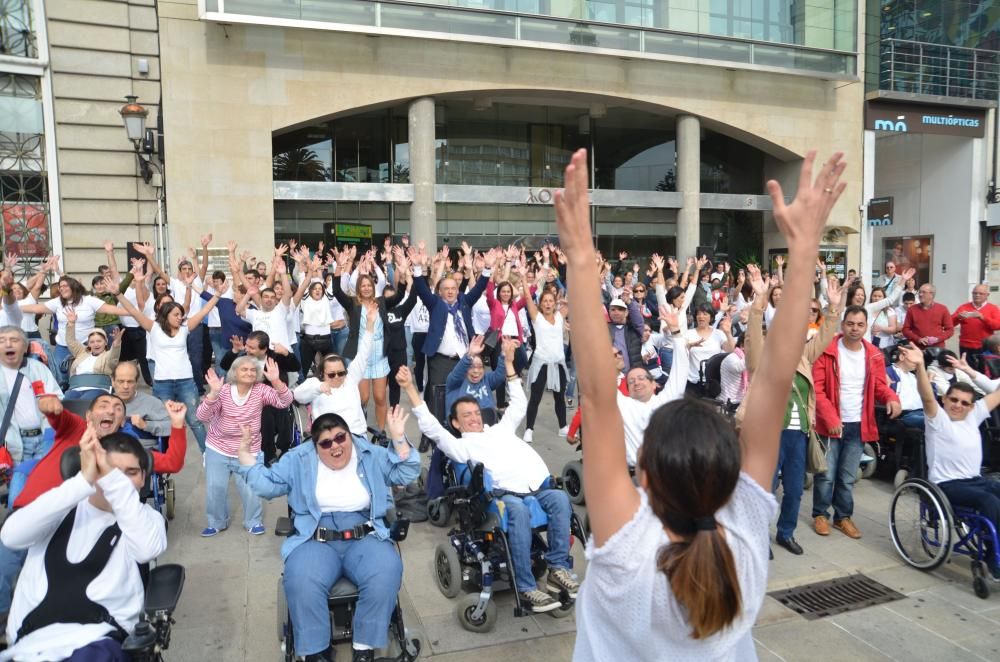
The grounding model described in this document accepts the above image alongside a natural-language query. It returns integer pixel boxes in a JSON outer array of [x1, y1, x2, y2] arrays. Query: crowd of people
[[1, 147, 1000, 661]]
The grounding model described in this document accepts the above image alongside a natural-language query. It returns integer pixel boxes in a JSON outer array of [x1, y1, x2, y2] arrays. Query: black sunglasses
[[317, 431, 350, 449], [325, 370, 348, 379]]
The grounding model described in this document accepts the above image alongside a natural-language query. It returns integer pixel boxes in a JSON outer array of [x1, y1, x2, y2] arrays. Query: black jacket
[[330, 277, 407, 360]]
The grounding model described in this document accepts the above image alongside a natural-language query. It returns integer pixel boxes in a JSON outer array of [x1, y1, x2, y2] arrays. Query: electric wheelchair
[[58, 445, 185, 661], [432, 462, 587, 632], [273, 513, 421, 662]]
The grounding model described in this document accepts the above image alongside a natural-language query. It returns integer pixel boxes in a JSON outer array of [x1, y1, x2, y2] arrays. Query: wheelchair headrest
[[60, 446, 82, 480], [480, 408, 499, 426], [61, 399, 92, 419], [468, 462, 486, 494]]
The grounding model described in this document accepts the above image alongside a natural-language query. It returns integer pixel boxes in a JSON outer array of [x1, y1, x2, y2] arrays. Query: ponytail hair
[[638, 398, 742, 639]]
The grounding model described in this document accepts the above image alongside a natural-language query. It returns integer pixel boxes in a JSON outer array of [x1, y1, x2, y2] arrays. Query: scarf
[[446, 300, 468, 348]]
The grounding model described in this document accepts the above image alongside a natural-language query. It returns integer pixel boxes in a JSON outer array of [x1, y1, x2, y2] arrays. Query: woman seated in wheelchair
[[63, 309, 121, 400], [236, 410, 419, 662], [444, 334, 509, 416], [899, 344, 1000, 579]]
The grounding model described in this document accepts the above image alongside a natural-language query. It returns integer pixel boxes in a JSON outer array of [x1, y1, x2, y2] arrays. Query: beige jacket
[[66, 320, 121, 377]]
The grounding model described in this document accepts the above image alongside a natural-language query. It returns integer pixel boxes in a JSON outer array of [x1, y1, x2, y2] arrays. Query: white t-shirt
[[575, 475, 777, 662], [683, 328, 727, 384], [120, 288, 141, 329], [719, 351, 747, 404], [0, 365, 42, 430], [315, 451, 371, 513], [147, 325, 192, 380], [532, 312, 565, 363], [170, 276, 203, 317], [892, 367, 922, 411], [244, 303, 292, 350], [17, 295, 38, 333], [406, 300, 429, 333], [45, 296, 105, 346], [926, 399, 991, 484], [75, 354, 98, 376], [500, 304, 519, 337], [300, 296, 333, 336], [837, 339, 866, 423], [471, 296, 491, 335]]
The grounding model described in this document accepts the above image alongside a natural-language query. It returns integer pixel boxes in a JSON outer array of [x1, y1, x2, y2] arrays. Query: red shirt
[[951, 301, 1000, 350], [12, 409, 187, 509], [902, 302, 955, 348]]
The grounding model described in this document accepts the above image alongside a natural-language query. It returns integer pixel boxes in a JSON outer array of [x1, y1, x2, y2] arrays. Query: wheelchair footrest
[[145, 563, 185, 614], [275, 516, 293, 537]]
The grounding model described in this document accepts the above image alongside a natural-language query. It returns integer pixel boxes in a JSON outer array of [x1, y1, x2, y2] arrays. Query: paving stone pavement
[[158, 392, 1000, 661]]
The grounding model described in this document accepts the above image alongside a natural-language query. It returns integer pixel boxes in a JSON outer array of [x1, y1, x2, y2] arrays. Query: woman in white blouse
[[557, 147, 845, 661], [518, 264, 569, 442]]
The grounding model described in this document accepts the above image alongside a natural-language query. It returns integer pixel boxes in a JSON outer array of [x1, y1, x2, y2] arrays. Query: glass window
[[0, 0, 37, 58], [883, 236, 932, 288], [273, 126, 332, 182], [700, 129, 764, 194]]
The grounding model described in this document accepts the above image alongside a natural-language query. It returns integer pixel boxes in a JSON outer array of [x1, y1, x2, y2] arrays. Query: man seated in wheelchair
[[398, 365, 580, 613], [902, 345, 1000, 579], [112, 362, 173, 448], [236, 411, 419, 662], [885, 343, 927, 429], [0, 428, 166, 661]]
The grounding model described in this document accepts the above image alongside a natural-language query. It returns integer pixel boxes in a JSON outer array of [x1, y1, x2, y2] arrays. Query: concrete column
[[676, 115, 700, 260], [408, 97, 437, 248]]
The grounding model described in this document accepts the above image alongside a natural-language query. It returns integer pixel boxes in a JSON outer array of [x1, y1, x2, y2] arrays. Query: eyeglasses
[[634, 288, 646, 293], [810, 308, 821, 313], [316, 431, 350, 449], [325, 370, 348, 379], [946, 395, 973, 408]]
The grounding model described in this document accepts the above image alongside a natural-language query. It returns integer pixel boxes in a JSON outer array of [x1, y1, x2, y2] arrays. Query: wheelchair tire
[[861, 443, 877, 479], [893, 469, 909, 490], [427, 498, 452, 528], [549, 602, 575, 619], [889, 479, 953, 570], [561, 461, 585, 505], [434, 543, 463, 599], [165, 478, 176, 521], [974, 576, 990, 599], [276, 576, 289, 644], [456, 593, 497, 633]]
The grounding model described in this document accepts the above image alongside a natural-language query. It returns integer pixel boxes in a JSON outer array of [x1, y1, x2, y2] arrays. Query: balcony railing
[[879, 38, 1000, 102]]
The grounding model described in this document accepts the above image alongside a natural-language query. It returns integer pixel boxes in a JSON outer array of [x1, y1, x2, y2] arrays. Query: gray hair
[[226, 355, 263, 384], [0, 326, 28, 344]]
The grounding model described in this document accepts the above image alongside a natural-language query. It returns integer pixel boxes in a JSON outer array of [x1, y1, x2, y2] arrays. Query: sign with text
[[865, 101, 986, 138], [867, 196, 894, 227]]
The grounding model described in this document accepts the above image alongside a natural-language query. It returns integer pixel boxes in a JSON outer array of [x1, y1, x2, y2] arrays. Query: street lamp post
[[119, 96, 167, 266]]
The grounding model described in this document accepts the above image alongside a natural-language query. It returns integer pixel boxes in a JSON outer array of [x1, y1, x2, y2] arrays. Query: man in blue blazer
[[410, 247, 499, 393]]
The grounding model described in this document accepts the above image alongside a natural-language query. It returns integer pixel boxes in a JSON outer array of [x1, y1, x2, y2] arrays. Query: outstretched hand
[[766, 151, 846, 256]]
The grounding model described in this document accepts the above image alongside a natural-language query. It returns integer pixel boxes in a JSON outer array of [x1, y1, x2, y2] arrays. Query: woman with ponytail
[[556, 147, 846, 660]]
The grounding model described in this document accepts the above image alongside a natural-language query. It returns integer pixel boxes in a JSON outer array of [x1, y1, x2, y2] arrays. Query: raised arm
[[901, 345, 939, 418], [197, 234, 212, 283], [740, 151, 846, 490], [110, 276, 153, 331]]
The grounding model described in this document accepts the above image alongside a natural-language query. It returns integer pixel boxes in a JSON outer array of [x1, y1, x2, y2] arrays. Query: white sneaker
[[558, 426, 569, 438], [523, 429, 533, 443]]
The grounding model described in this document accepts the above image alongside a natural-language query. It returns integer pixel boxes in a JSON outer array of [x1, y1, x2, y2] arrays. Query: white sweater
[[293, 332, 372, 436]]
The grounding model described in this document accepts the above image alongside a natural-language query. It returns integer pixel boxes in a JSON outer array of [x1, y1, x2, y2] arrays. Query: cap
[[609, 298, 627, 309]]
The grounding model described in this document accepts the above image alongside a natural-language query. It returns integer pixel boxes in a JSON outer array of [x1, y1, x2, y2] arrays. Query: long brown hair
[[638, 399, 742, 639]]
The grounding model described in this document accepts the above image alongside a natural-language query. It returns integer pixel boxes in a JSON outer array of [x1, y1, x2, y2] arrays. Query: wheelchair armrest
[[145, 563, 185, 614], [389, 517, 410, 542], [274, 516, 294, 537]]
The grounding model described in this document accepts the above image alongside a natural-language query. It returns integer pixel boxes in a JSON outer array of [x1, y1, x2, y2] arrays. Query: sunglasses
[[946, 395, 973, 408], [316, 431, 351, 449], [634, 288, 646, 293], [325, 370, 348, 379]]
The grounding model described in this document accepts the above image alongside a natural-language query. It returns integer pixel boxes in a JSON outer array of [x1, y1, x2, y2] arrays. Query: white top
[[499, 304, 519, 337], [75, 354, 98, 376], [406, 299, 429, 333], [892, 367, 922, 411], [300, 296, 333, 335], [0, 365, 42, 430], [926, 399, 991, 484], [45, 296, 105, 346], [618, 344, 689, 466], [170, 276, 203, 316], [719, 352, 747, 404], [1, 472, 166, 662], [17, 295, 37, 333], [120, 288, 141, 329], [683, 328, 727, 384], [148, 325, 192, 380], [764, 304, 777, 330], [437, 312, 468, 358], [837, 339, 866, 423], [471, 295, 492, 335], [244, 303, 292, 349], [0, 300, 23, 330], [872, 308, 897, 349], [315, 452, 371, 513], [413, 378, 549, 493], [327, 290, 347, 324], [292, 333, 372, 436], [531, 312, 565, 363], [205, 286, 231, 328], [575, 474, 777, 662]]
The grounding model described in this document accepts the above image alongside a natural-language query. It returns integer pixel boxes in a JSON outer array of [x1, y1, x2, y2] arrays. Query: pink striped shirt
[[196, 383, 294, 457]]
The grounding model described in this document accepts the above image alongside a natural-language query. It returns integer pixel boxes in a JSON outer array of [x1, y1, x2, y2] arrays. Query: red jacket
[[13, 409, 187, 509], [812, 336, 899, 442], [952, 301, 1000, 350]]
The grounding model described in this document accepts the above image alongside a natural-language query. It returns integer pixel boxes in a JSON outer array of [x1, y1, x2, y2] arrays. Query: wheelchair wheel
[[549, 602, 575, 619], [434, 543, 463, 599], [561, 461, 585, 505], [893, 469, 909, 490], [861, 443, 878, 479], [456, 593, 497, 633], [417, 466, 428, 493], [889, 479, 953, 570], [165, 478, 176, 521], [427, 498, 451, 528], [974, 576, 990, 599]]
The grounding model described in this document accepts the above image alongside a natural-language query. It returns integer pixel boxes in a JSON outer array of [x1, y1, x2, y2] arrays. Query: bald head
[[113, 361, 140, 402]]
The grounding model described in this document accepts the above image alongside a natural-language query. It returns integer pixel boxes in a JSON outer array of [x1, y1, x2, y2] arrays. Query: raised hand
[[766, 151, 846, 256], [746, 264, 767, 298], [501, 336, 518, 362], [826, 274, 845, 308], [63, 307, 78, 323], [3, 252, 17, 271], [552, 150, 593, 263], [205, 369, 224, 398], [111, 327, 123, 346], [467, 335, 485, 358], [659, 308, 679, 331], [230, 335, 245, 353], [901, 267, 916, 283], [200, 233, 213, 248], [395, 365, 412, 388], [386, 405, 409, 442], [263, 357, 280, 383], [79, 422, 100, 484], [102, 240, 114, 253], [774, 255, 785, 268]]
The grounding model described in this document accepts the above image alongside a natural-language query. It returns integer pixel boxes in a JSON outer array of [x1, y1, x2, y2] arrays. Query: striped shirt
[[196, 383, 294, 457]]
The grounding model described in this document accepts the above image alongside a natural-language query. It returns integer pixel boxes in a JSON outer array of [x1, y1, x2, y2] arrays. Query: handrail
[[879, 38, 1000, 101]]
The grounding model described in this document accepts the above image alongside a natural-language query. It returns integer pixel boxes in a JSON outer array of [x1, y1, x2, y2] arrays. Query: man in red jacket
[[952, 284, 1000, 359], [812, 305, 901, 539], [902, 283, 954, 349]]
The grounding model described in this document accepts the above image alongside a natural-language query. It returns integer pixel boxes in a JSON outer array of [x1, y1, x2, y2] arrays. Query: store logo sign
[[873, 119, 908, 132], [866, 101, 986, 138]]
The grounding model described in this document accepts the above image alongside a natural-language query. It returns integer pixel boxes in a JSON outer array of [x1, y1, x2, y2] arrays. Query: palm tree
[[273, 147, 329, 181]]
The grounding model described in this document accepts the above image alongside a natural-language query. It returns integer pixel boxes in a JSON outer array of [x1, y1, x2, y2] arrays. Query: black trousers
[[120, 327, 152, 385], [261, 405, 292, 465], [411, 332, 427, 391], [299, 333, 332, 380], [387, 348, 408, 407], [526, 364, 567, 429], [426, 354, 460, 395]]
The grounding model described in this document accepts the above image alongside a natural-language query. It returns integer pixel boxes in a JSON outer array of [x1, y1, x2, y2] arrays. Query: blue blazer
[[413, 272, 490, 357], [238, 436, 420, 560]]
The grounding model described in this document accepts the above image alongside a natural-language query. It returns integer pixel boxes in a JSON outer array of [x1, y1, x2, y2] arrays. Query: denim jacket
[[238, 436, 420, 559]]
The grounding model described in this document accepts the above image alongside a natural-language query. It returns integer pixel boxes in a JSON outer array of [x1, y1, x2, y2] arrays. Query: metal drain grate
[[768, 574, 905, 620]]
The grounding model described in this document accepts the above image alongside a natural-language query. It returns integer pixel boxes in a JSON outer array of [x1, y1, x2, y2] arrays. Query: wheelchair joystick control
[[122, 619, 158, 660]]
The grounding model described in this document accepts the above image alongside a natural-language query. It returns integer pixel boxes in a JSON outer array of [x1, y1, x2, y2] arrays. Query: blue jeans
[[812, 422, 864, 521], [152, 378, 206, 452], [658, 347, 673, 375], [331, 326, 349, 356], [204, 447, 263, 531], [284, 512, 402, 654], [499, 489, 572, 593], [53, 343, 72, 389], [0, 541, 26, 614], [773, 429, 807, 539], [898, 409, 925, 429], [209, 327, 225, 376]]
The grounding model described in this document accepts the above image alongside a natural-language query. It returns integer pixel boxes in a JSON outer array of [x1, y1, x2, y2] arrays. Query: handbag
[[806, 429, 828, 475]]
